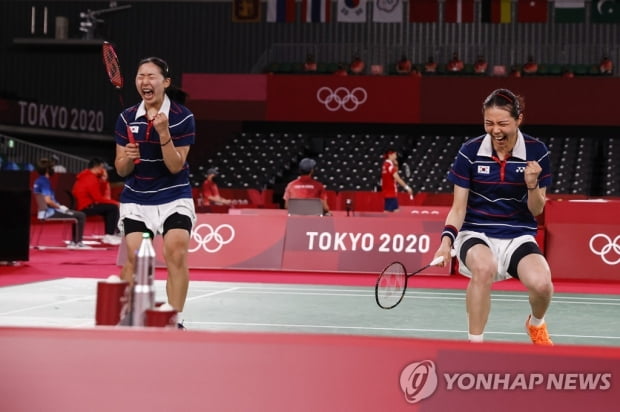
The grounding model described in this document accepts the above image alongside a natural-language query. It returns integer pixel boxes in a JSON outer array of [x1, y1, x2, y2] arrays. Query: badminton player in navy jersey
[[433, 88, 554, 345], [114, 57, 196, 328]]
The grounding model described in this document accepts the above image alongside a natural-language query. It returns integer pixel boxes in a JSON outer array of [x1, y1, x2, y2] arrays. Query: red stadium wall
[[182, 74, 620, 126]]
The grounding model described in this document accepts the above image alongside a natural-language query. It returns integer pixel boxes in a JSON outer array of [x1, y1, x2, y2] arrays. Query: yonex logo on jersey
[[399, 360, 438, 404], [516, 166, 526, 173], [477, 165, 490, 174]]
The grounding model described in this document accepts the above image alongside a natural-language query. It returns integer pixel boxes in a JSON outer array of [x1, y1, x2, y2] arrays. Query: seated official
[[33, 157, 87, 249], [446, 52, 464, 72], [599, 55, 613, 74], [201, 167, 232, 206], [424, 56, 437, 74], [304, 53, 317, 72], [283, 158, 331, 216], [72, 158, 121, 246], [522, 56, 538, 74], [396, 55, 412, 74], [474, 55, 488, 74]]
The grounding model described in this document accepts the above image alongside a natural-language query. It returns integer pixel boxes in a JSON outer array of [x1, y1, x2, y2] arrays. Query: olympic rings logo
[[189, 223, 235, 253], [316, 87, 368, 112], [589, 233, 620, 265]]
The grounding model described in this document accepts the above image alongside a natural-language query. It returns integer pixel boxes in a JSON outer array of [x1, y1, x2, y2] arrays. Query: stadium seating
[[192, 132, 619, 204], [604, 137, 620, 196]]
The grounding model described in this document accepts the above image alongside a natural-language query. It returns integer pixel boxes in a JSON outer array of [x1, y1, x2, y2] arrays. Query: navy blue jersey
[[114, 95, 195, 205], [448, 131, 552, 238]]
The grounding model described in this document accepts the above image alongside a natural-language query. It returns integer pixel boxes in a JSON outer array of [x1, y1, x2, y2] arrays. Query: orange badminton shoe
[[526, 315, 553, 346]]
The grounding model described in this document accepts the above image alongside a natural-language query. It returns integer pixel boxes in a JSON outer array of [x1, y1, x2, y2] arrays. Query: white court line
[[189, 282, 620, 302], [0, 296, 95, 315], [186, 286, 241, 302], [197, 288, 620, 306], [191, 320, 620, 341]]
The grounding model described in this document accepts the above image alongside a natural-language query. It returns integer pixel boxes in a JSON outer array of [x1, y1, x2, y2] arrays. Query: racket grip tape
[[126, 126, 141, 164], [430, 249, 457, 266]]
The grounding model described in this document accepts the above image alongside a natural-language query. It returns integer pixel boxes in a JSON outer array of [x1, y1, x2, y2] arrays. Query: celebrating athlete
[[433, 88, 554, 345]]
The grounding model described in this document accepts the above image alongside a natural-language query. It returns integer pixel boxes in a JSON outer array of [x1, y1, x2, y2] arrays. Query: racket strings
[[102, 46, 123, 88], [376, 263, 407, 309]]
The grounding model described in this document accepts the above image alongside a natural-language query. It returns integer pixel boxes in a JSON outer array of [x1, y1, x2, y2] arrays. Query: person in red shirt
[[522, 56, 538, 75], [395, 55, 412, 74], [303, 53, 317, 73], [447, 52, 464, 72], [381, 150, 412, 212], [424, 56, 437, 74], [473, 55, 488, 74], [201, 168, 232, 206], [333, 64, 349, 76], [599, 55, 613, 74], [283, 158, 330, 215], [349, 53, 365, 75], [71, 158, 121, 245]]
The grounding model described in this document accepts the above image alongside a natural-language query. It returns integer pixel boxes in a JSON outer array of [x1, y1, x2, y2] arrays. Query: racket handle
[[126, 126, 141, 164], [430, 256, 445, 266], [430, 250, 456, 266]]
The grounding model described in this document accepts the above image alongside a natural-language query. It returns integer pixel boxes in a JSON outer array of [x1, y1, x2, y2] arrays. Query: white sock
[[529, 315, 545, 327], [468, 333, 484, 343], [176, 311, 183, 322]]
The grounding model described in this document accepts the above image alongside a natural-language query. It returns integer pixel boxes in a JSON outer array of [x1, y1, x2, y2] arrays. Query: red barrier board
[[2, 327, 619, 412], [544, 200, 620, 280], [118, 212, 451, 274], [187, 214, 287, 270], [265, 74, 421, 123], [117, 214, 288, 271], [281, 213, 450, 274]]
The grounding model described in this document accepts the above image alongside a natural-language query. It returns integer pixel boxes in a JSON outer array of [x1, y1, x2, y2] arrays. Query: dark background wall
[[0, 0, 618, 165]]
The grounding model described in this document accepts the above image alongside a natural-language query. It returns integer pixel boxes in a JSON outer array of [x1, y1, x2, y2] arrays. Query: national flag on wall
[[444, 0, 475, 23], [481, 0, 511, 23], [554, 1, 586, 23], [409, 0, 439, 22], [517, 0, 548, 22], [337, 0, 367, 22], [232, 0, 261, 22], [302, 0, 332, 22], [266, 0, 296, 23], [591, 0, 620, 23], [373, 0, 403, 22]]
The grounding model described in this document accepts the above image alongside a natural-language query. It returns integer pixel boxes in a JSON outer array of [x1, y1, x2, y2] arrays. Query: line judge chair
[[287, 198, 324, 216], [32, 193, 78, 249]]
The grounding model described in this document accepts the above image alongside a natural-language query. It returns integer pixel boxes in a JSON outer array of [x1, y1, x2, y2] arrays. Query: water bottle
[[131, 232, 156, 326]]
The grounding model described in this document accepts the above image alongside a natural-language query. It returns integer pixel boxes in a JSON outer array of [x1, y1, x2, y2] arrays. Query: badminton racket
[[375, 250, 456, 310], [102, 41, 140, 164], [400, 163, 414, 199]]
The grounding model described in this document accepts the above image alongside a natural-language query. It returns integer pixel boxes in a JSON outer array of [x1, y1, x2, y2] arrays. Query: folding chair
[[287, 198, 324, 216], [32, 193, 78, 249]]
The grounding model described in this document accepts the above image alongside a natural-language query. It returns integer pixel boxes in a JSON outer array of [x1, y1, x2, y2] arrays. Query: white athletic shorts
[[454, 230, 538, 282], [119, 198, 196, 236]]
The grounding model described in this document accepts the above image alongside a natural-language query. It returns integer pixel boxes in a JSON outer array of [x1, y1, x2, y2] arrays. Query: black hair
[[482, 88, 524, 119], [87, 157, 104, 169], [36, 158, 54, 176], [138, 56, 170, 78], [137, 56, 188, 104]]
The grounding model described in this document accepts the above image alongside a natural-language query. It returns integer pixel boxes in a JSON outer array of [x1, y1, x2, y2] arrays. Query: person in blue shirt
[[114, 57, 196, 328], [32, 157, 87, 248], [434, 88, 554, 345]]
